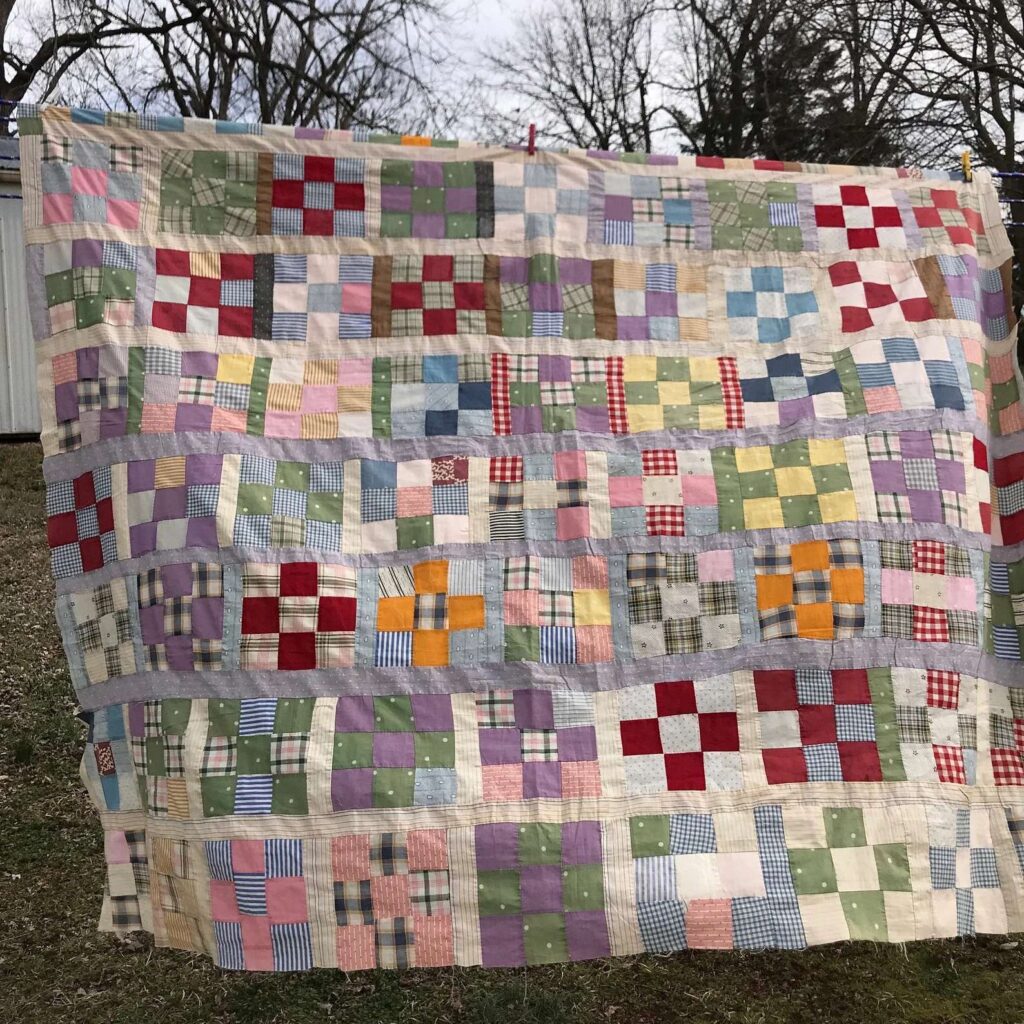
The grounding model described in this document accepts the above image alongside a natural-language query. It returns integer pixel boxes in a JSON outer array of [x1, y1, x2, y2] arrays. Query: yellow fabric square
[[338, 386, 371, 412], [677, 265, 705, 293], [267, 383, 301, 411], [689, 357, 719, 381], [217, 354, 255, 384], [743, 496, 785, 529], [627, 404, 665, 431], [154, 456, 187, 489], [808, 437, 846, 466], [613, 260, 645, 290], [573, 588, 611, 626], [623, 355, 657, 381], [698, 406, 726, 430], [818, 490, 857, 523], [774, 466, 817, 496], [735, 446, 774, 472], [657, 381, 691, 406], [189, 251, 220, 277]]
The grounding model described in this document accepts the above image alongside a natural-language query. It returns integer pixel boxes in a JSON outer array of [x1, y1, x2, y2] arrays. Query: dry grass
[[2, 440, 1023, 1023]]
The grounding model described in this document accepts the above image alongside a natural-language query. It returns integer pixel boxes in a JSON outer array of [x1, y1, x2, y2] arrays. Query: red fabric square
[[155, 248, 190, 275], [655, 680, 697, 717], [840, 185, 869, 205], [272, 179, 304, 208], [152, 302, 187, 333], [96, 497, 115, 533], [219, 306, 254, 338], [304, 156, 335, 182], [391, 282, 423, 309], [838, 741, 882, 781], [422, 308, 457, 335], [846, 227, 879, 249], [840, 306, 873, 333], [242, 597, 280, 634], [931, 188, 959, 209], [79, 535, 104, 572], [753, 670, 798, 711], [815, 205, 846, 228], [873, 205, 902, 227], [278, 631, 316, 670], [664, 751, 705, 790], [863, 281, 897, 308], [47, 510, 78, 547], [422, 255, 454, 280], [762, 747, 808, 784], [303, 208, 334, 236], [914, 205, 942, 228], [334, 182, 364, 210], [828, 261, 861, 287], [280, 561, 319, 596], [832, 669, 871, 704], [454, 282, 485, 309], [318, 596, 356, 633], [900, 297, 935, 322], [799, 704, 837, 745], [620, 717, 663, 756], [188, 276, 220, 307], [73, 472, 97, 508], [698, 712, 739, 752], [221, 253, 255, 278]]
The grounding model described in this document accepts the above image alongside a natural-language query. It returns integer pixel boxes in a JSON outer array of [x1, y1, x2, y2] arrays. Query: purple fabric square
[[617, 316, 649, 341], [558, 258, 591, 285], [76, 346, 99, 378], [128, 701, 146, 737], [143, 373, 180, 403], [185, 517, 218, 548], [779, 396, 815, 427], [556, 726, 597, 762], [646, 291, 677, 317], [604, 194, 633, 219], [565, 910, 610, 960], [372, 731, 414, 767], [501, 256, 529, 283], [181, 350, 218, 377], [99, 407, 127, 438], [538, 354, 571, 381], [71, 237, 103, 266], [174, 405, 214, 432], [381, 184, 411, 212], [511, 406, 543, 434], [935, 460, 965, 492], [561, 820, 602, 864], [412, 213, 445, 238], [479, 915, 525, 967], [529, 281, 562, 312], [908, 490, 942, 522], [190, 596, 223, 640], [475, 822, 520, 870], [897, 431, 934, 458], [522, 761, 561, 799], [410, 693, 453, 731], [186, 454, 223, 485], [152, 486, 187, 520], [164, 634, 195, 671], [295, 126, 326, 140], [444, 187, 476, 213], [160, 561, 194, 598], [127, 459, 156, 493], [129, 522, 157, 556], [514, 689, 554, 729], [139, 603, 165, 644], [519, 864, 564, 914], [871, 461, 907, 493], [479, 728, 521, 766], [54, 382, 79, 421], [574, 405, 610, 432], [331, 768, 373, 810], [336, 695, 375, 732], [412, 162, 444, 188]]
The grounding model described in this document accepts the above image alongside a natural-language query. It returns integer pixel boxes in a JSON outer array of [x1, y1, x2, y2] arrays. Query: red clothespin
[[527, 123, 536, 156]]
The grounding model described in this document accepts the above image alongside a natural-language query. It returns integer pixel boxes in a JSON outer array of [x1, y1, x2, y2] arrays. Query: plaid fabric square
[[723, 266, 818, 344], [46, 467, 116, 577], [987, 559, 1024, 662], [377, 254, 487, 336], [40, 134, 142, 228], [159, 149, 258, 236], [153, 249, 257, 338], [754, 539, 864, 641], [909, 186, 982, 248], [619, 677, 741, 793], [127, 699, 192, 815], [268, 154, 365, 236], [70, 577, 138, 683], [240, 562, 356, 670], [705, 179, 804, 251], [475, 820, 609, 966], [43, 238, 138, 337], [138, 562, 224, 671], [867, 430, 968, 525], [380, 160, 494, 239]]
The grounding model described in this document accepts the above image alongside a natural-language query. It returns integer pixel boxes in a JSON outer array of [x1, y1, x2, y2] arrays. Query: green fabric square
[[333, 732, 374, 769], [519, 823, 562, 865], [772, 442, 810, 468], [656, 358, 689, 381], [504, 626, 540, 662], [789, 848, 837, 895], [529, 254, 559, 283], [200, 776, 235, 816], [237, 483, 272, 516], [738, 468, 778, 497], [224, 180, 256, 207], [446, 213, 476, 238], [191, 206, 225, 235], [630, 815, 671, 856], [161, 699, 192, 734], [774, 227, 804, 251], [443, 161, 476, 188], [144, 737, 166, 776], [736, 202, 770, 228], [705, 180, 737, 204], [523, 913, 568, 964], [690, 380, 724, 406], [624, 382, 659, 405], [782, 495, 821, 527], [192, 150, 227, 178], [712, 225, 746, 249], [766, 182, 797, 202], [373, 695, 414, 731], [477, 870, 521, 915], [208, 699, 241, 735], [824, 807, 867, 848], [381, 212, 411, 237], [562, 865, 604, 911], [415, 731, 455, 768], [411, 187, 444, 213], [275, 698, 314, 732], [275, 461, 310, 491], [372, 767, 416, 806], [235, 735, 272, 774], [271, 773, 308, 814], [307, 494, 343, 524], [75, 295, 105, 328], [45, 271, 74, 306], [542, 406, 576, 432], [812, 464, 852, 493], [663, 405, 700, 429], [841, 890, 888, 941], [103, 267, 136, 299], [397, 515, 434, 550], [563, 313, 596, 339], [874, 844, 912, 891], [574, 382, 608, 406], [381, 160, 413, 186], [502, 311, 531, 337]]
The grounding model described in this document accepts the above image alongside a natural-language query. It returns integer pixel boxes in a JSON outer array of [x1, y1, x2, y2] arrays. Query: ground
[[2, 440, 1023, 1024]]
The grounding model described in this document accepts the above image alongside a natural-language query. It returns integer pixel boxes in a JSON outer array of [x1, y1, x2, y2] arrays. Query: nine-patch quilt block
[[20, 103, 1024, 970]]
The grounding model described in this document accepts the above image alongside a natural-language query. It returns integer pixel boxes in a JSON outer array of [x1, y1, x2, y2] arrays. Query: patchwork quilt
[[19, 103, 1024, 970]]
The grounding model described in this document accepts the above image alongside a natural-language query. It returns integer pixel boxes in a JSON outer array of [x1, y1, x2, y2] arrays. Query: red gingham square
[[912, 540, 946, 575], [926, 670, 960, 710], [642, 449, 677, 476]]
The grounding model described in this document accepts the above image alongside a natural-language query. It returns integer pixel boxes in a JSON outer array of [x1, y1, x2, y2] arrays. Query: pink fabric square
[[211, 407, 249, 434], [338, 358, 372, 385], [52, 351, 77, 385], [407, 829, 448, 871], [608, 475, 642, 507], [42, 192, 73, 223], [140, 403, 176, 433], [573, 555, 608, 589], [574, 625, 613, 663], [231, 840, 266, 874], [209, 879, 241, 921], [240, 917, 273, 971], [370, 875, 412, 918], [482, 763, 523, 801], [680, 474, 716, 504], [263, 411, 301, 437], [504, 590, 539, 626], [943, 574, 976, 610], [49, 302, 75, 334], [336, 924, 376, 970], [342, 282, 372, 313], [265, 876, 308, 923], [396, 486, 432, 517], [864, 386, 901, 413], [104, 299, 134, 326], [412, 914, 454, 967], [71, 165, 108, 196], [104, 830, 131, 864], [697, 548, 734, 581], [275, 283, 308, 312], [300, 385, 337, 413], [106, 199, 139, 229], [554, 449, 587, 480], [560, 760, 602, 797], [685, 899, 733, 949], [332, 835, 372, 880], [881, 568, 913, 605], [556, 505, 590, 540]]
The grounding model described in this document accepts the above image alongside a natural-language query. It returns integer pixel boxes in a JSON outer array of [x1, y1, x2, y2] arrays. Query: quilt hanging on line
[[18, 102, 1024, 970]]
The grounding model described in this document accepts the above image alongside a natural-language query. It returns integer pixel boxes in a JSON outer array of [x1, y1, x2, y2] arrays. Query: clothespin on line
[[527, 123, 536, 157], [961, 150, 973, 183]]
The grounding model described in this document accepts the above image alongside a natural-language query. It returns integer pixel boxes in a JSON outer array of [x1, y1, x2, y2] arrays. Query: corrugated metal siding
[[0, 169, 39, 435]]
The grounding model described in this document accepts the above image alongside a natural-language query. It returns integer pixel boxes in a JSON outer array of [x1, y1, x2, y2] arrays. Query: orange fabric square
[[791, 540, 829, 572], [574, 624, 614, 663], [413, 629, 449, 666], [685, 899, 733, 949], [448, 594, 485, 630], [332, 835, 372, 880], [370, 874, 412, 918], [411, 914, 454, 967], [830, 568, 864, 604], [407, 829, 448, 871], [413, 560, 449, 593], [756, 573, 793, 609], [795, 602, 833, 639], [336, 924, 376, 970], [377, 596, 415, 631]]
